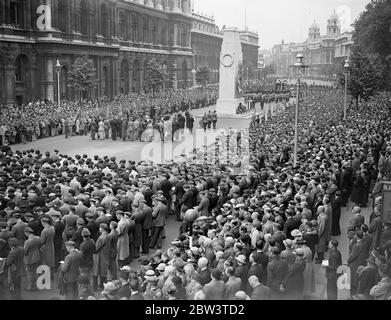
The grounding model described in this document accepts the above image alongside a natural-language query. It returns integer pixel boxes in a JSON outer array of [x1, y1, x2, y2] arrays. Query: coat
[[251, 283, 271, 300], [142, 206, 153, 230], [93, 232, 110, 277], [267, 258, 289, 292], [283, 258, 306, 299], [152, 203, 167, 227], [224, 277, 242, 300], [11, 221, 28, 247], [6, 246, 25, 277], [79, 238, 95, 269], [117, 218, 130, 261], [61, 249, 82, 283], [108, 230, 118, 260], [40, 226, 55, 268], [197, 196, 210, 217], [316, 214, 329, 253], [24, 235, 41, 265], [325, 248, 342, 280], [203, 280, 225, 300]]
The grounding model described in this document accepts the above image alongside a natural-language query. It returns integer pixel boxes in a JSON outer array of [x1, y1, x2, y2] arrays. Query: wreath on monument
[[221, 54, 234, 68]]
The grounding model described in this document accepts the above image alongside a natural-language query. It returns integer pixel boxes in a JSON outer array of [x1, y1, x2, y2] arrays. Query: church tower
[[308, 21, 320, 42], [327, 10, 341, 37]]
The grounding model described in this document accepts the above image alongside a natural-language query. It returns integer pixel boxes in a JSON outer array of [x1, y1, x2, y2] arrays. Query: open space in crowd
[[0, 86, 391, 301]]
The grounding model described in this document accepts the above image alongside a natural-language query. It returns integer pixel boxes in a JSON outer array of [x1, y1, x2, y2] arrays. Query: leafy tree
[[68, 54, 98, 100], [144, 59, 164, 96], [352, 0, 391, 87], [196, 65, 210, 88], [340, 46, 387, 107]]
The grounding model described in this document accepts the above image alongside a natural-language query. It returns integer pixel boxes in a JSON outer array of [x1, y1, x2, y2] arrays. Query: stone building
[[0, 0, 259, 105], [271, 11, 352, 78], [0, 0, 194, 105]]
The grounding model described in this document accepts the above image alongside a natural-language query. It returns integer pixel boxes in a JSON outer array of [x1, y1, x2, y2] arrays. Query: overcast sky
[[193, 0, 371, 49]]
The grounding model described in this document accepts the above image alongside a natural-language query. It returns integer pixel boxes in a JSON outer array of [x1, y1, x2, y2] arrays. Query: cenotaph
[[216, 27, 245, 117]]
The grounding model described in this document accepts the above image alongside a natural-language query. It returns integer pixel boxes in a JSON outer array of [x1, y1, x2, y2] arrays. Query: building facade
[[0, 0, 194, 105], [0, 0, 259, 105], [270, 11, 353, 79]]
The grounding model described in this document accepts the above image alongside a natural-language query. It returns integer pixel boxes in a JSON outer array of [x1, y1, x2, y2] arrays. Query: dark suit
[[24, 235, 41, 290], [357, 265, 378, 298], [150, 202, 167, 249], [267, 257, 289, 297], [11, 221, 27, 247], [141, 205, 153, 254], [325, 248, 342, 300], [61, 249, 83, 300], [198, 268, 212, 286], [251, 283, 271, 300], [348, 241, 367, 296], [5, 246, 24, 299]]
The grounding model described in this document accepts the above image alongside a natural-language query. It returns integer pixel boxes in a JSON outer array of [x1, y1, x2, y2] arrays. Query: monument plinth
[[216, 28, 244, 118]]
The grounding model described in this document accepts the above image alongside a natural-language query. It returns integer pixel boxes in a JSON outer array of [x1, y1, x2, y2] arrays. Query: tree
[[196, 65, 210, 88], [144, 59, 164, 96], [352, 0, 391, 87], [68, 54, 98, 100], [340, 45, 387, 107]]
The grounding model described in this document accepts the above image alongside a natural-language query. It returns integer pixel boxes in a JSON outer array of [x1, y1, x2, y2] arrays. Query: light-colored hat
[[236, 254, 246, 265], [291, 229, 302, 238]]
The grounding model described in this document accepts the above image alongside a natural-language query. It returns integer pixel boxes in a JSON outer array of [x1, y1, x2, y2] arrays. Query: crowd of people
[[0, 86, 391, 301], [0, 87, 218, 146]]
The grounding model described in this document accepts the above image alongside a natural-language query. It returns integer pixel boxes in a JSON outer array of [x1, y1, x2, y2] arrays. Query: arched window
[[119, 11, 126, 40], [15, 54, 28, 82], [100, 4, 109, 38], [80, 0, 89, 35]]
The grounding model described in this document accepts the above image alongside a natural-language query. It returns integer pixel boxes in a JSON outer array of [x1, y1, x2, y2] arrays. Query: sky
[[193, 0, 371, 49]]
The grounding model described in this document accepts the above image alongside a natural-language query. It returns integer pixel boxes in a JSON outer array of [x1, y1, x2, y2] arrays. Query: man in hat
[[52, 212, 65, 269], [79, 228, 95, 279], [150, 197, 167, 249], [348, 230, 368, 297], [40, 217, 55, 276], [267, 247, 289, 299], [92, 223, 111, 292], [354, 254, 378, 300], [198, 257, 211, 286], [10, 213, 27, 247], [203, 268, 225, 300], [197, 190, 210, 217], [4, 238, 24, 299], [70, 218, 86, 249], [143, 269, 159, 300], [61, 240, 83, 300], [323, 240, 342, 300], [140, 199, 153, 254], [24, 227, 41, 291]]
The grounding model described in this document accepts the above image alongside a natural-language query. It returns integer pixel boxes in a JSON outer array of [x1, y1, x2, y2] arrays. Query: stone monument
[[216, 27, 244, 117]]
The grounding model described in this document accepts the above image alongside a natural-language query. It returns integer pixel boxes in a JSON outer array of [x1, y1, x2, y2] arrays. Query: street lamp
[[191, 68, 197, 88], [343, 59, 350, 121], [290, 53, 308, 167], [55, 59, 62, 106]]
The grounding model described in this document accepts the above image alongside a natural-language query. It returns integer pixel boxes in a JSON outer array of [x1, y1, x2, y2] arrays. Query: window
[[119, 11, 126, 39], [10, 0, 24, 27], [100, 4, 109, 38]]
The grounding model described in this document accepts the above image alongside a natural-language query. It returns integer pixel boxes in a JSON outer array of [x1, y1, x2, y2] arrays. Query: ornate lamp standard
[[290, 54, 308, 167], [55, 59, 62, 106], [343, 59, 350, 121]]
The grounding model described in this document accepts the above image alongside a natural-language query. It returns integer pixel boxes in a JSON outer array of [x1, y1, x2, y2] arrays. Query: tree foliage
[[144, 59, 164, 95], [352, 0, 391, 87], [68, 54, 98, 98], [341, 46, 387, 104], [196, 65, 210, 87]]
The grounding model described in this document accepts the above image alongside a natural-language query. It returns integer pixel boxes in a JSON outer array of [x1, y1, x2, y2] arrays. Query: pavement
[[5, 101, 366, 300]]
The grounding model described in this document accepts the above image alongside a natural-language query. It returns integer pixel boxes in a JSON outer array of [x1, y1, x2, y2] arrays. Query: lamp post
[[55, 59, 62, 106], [162, 63, 167, 91], [290, 53, 308, 167], [343, 59, 350, 121], [191, 68, 197, 88]]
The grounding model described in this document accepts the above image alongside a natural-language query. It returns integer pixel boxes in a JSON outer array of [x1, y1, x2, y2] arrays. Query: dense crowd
[[0, 87, 391, 301], [0, 87, 218, 146]]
